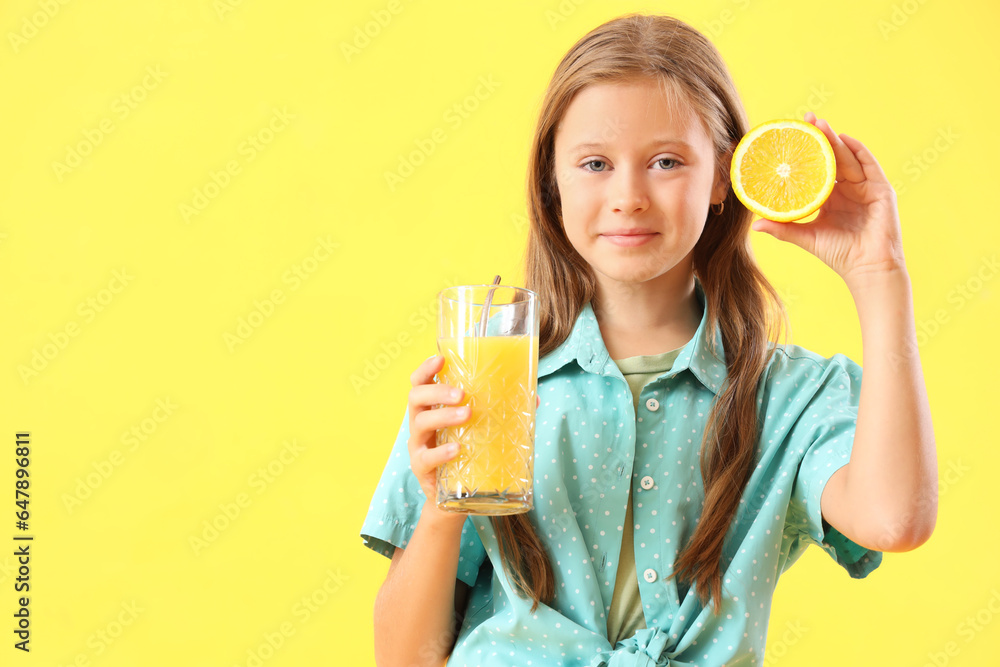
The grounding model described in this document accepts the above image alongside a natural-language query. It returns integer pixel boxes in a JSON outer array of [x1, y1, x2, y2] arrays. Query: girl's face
[[552, 78, 727, 291]]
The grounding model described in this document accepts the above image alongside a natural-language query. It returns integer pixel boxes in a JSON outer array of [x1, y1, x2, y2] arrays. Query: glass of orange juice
[[435, 283, 539, 515]]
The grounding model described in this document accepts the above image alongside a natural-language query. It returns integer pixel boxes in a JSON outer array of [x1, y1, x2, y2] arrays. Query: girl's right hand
[[407, 354, 469, 519]]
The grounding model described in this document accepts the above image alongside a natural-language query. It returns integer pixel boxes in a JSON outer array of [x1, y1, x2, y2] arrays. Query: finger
[[751, 217, 818, 256], [409, 382, 464, 411], [413, 405, 471, 439], [812, 117, 865, 185], [410, 354, 444, 387], [414, 442, 459, 474], [838, 133, 891, 185]]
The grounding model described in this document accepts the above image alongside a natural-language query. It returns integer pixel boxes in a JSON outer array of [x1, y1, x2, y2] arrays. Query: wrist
[[845, 264, 912, 300], [420, 499, 469, 533], [846, 267, 917, 346]]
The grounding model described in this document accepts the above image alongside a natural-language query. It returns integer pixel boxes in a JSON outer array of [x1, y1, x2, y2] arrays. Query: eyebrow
[[570, 138, 694, 153]]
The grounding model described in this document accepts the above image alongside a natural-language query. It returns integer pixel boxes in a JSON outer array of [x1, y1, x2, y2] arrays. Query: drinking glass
[[435, 284, 539, 515]]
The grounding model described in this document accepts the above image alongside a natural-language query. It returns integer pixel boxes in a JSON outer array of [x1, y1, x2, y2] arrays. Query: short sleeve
[[359, 405, 487, 588], [786, 353, 882, 578]]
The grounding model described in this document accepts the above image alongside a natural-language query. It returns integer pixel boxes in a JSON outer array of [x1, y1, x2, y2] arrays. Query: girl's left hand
[[750, 112, 907, 287]]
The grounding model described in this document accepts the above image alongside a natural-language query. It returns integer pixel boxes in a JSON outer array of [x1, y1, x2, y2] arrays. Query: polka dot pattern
[[360, 278, 882, 665]]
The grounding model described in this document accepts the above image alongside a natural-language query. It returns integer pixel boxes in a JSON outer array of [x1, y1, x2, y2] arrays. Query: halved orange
[[730, 119, 836, 222]]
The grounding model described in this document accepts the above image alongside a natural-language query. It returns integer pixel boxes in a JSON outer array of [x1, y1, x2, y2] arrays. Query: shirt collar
[[538, 277, 728, 394]]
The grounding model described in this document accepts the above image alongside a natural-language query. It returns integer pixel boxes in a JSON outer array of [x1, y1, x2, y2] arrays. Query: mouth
[[600, 228, 659, 247]]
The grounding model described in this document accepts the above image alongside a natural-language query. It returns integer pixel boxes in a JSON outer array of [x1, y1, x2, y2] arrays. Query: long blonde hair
[[489, 12, 791, 617]]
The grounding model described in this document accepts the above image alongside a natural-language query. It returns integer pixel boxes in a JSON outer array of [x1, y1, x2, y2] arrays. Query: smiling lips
[[600, 228, 658, 247]]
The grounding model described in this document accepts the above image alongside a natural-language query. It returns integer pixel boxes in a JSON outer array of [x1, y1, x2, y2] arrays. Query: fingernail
[[451, 388, 461, 400], [446, 443, 459, 454]]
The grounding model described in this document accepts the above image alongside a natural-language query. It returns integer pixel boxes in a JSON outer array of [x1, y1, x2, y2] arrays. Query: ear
[[711, 165, 729, 205], [712, 141, 737, 204]]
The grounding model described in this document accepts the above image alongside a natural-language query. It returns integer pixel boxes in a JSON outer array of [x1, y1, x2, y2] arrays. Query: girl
[[362, 12, 936, 667]]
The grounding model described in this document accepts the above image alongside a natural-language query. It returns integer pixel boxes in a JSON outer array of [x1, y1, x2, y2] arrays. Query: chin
[[596, 265, 667, 285]]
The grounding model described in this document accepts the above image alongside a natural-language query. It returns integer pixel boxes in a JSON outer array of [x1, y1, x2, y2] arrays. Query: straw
[[478, 275, 501, 337]]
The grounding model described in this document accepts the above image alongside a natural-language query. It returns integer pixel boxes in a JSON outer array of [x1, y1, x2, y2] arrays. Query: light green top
[[361, 277, 882, 665], [606, 347, 684, 646]]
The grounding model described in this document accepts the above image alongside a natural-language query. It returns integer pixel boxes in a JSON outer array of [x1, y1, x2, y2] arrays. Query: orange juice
[[436, 334, 538, 514]]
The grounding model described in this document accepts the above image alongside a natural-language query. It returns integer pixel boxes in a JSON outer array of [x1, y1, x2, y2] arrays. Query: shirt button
[[643, 568, 657, 583], [645, 398, 660, 411], [640, 476, 654, 490]]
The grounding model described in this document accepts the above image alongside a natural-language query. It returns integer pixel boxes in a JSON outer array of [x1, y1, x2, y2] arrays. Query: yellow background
[[1, 0, 997, 665]]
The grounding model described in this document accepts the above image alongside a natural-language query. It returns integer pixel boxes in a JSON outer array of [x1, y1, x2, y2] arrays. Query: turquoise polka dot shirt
[[360, 278, 882, 666]]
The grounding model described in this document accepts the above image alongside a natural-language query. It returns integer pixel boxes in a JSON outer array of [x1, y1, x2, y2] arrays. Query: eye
[[582, 159, 607, 172], [654, 158, 679, 170]]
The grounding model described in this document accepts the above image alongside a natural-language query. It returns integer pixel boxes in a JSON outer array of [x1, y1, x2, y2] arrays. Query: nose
[[610, 167, 649, 215]]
